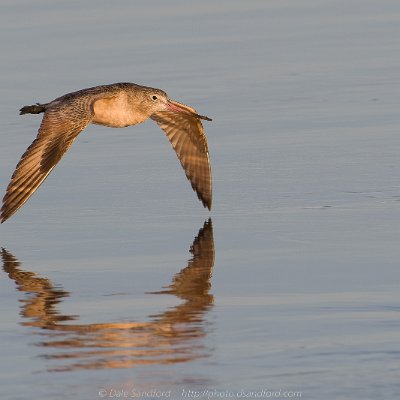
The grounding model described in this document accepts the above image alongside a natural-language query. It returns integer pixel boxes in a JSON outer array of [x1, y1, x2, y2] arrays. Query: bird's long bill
[[167, 99, 212, 121]]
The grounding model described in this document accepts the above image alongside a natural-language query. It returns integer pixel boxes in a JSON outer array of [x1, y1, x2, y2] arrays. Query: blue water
[[1, 1, 400, 399]]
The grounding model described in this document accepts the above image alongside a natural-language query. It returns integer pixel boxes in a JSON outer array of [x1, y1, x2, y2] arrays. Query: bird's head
[[142, 88, 212, 121]]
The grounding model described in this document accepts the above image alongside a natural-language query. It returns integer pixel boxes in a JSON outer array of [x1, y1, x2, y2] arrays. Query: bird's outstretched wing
[[151, 107, 212, 209], [1, 101, 93, 223]]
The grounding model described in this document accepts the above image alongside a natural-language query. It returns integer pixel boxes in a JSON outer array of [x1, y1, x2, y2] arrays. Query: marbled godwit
[[0, 83, 212, 223]]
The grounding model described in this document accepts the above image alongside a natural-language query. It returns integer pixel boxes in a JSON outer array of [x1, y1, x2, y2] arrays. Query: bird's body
[[0, 83, 212, 223]]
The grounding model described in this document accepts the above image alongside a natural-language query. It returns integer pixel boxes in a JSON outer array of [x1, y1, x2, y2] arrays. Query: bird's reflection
[[2, 219, 214, 371]]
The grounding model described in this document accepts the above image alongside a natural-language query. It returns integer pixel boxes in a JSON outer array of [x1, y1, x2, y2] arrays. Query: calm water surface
[[1, 1, 400, 399]]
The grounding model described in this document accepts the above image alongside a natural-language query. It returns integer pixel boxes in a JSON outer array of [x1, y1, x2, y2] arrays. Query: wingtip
[[203, 198, 212, 211], [0, 205, 13, 224]]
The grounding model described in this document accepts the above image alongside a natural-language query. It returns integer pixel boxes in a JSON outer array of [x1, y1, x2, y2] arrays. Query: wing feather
[[0, 100, 93, 222], [151, 109, 212, 209]]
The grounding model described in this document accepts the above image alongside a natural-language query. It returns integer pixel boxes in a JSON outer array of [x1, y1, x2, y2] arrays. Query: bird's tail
[[19, 103, 46, 115]]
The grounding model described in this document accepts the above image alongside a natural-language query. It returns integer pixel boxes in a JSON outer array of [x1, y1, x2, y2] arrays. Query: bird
[[0, 83, 212, 223]]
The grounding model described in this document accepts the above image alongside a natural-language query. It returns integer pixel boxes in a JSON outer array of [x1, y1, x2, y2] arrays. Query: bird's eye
[[152, 95, 158, 101]]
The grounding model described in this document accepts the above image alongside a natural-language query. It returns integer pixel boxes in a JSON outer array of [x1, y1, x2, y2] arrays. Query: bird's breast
[[91, 93, 147, 128]]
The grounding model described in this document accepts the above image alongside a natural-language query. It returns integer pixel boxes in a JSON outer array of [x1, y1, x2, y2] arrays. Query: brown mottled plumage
[[1, 83, 212, 223]]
